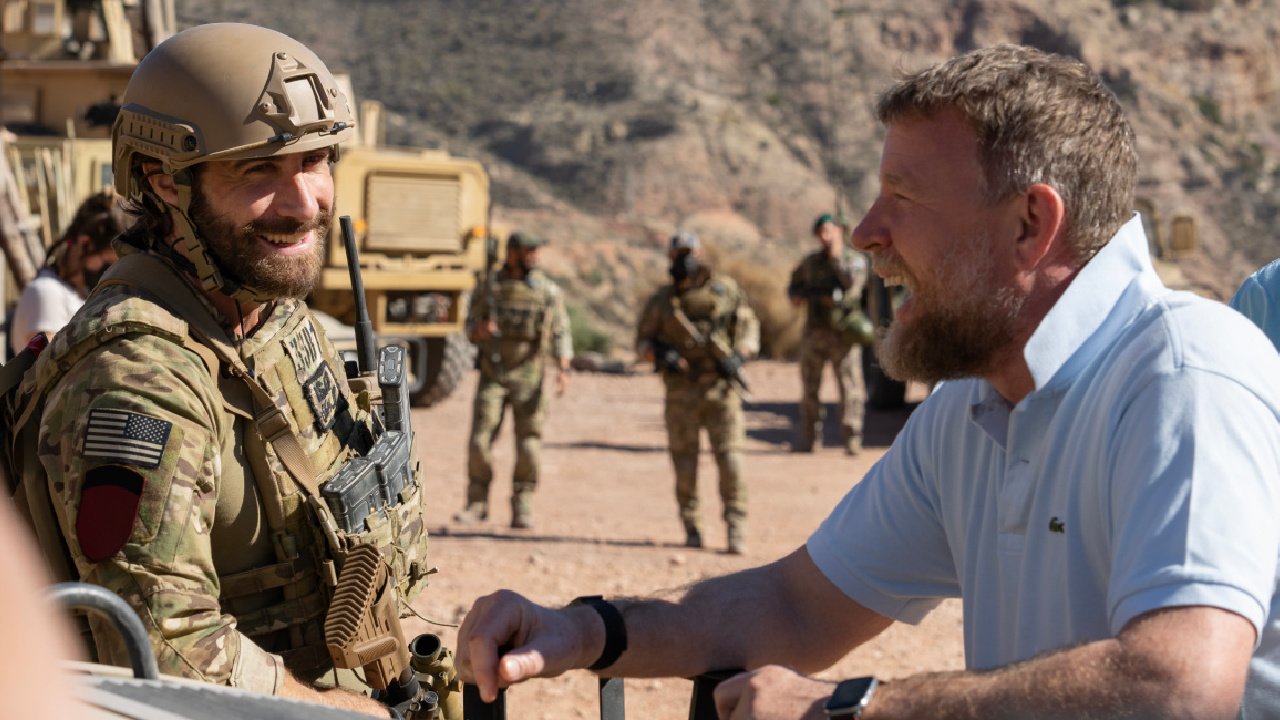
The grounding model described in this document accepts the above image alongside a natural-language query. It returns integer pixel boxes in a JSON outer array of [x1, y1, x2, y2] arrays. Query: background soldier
[[636, 231, 759, 554], [26, 24, 427, 716], [787, 213, 870, 455], [457, 231, 572, 530]]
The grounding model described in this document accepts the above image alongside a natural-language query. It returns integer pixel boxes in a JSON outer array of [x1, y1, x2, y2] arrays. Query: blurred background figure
[[458, 230, 572, 530], [787, 213, 870, 455], [8, 189, 126, 357], [0, 497, 84, 720], [635, 231, 759, 554]]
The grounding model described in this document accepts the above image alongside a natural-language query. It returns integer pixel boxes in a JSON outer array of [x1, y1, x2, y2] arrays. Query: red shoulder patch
[[76, 465, 145, 562]]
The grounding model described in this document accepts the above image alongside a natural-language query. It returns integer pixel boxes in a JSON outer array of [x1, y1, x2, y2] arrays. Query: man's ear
[[142, 165, 179, 206], [1013, 183, 1066, 271]]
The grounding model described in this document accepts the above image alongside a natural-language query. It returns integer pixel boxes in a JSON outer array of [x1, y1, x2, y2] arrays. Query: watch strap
[[571, 595, 628, 671]]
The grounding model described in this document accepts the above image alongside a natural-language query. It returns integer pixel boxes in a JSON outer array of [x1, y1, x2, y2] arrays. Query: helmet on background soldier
[[669, 230, 700, 254], [111, 23, 355, 304]]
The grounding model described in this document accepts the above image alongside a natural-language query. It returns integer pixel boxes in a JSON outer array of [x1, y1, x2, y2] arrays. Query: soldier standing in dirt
[[787, 213, 870, 455], [635, 231, 759, 554], [19, 24, 428, 717], [456, 231, 571, 530]]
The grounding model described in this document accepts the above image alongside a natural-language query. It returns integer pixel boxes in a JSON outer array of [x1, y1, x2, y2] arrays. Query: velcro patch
[[82, 409, 173, 468], [77, 465, 145, 562], [304, 361, 345, 432]]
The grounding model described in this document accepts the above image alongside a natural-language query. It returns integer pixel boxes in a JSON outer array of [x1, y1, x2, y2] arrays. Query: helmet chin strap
[[170, 170, 276, 306]]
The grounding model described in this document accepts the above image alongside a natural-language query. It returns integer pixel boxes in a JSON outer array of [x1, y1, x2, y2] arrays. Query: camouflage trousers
[[663, 377, 746, 534], [798, 328, 864, 448], [467, 364, 549, 514]]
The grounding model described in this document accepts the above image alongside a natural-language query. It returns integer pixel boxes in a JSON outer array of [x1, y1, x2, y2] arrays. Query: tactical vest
[[6, 252, 431, 672], [662, 278, 734, 381], [487, 270, 552, 370], [802, 251, 864, 331]]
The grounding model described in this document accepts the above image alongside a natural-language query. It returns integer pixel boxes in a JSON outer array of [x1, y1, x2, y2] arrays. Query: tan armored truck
[[1, 0, 486, 405]]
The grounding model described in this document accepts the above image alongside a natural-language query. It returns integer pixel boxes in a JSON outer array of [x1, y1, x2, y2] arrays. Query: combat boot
[[452, 502, 489, 525], [511, 493, 535, 530], [727, 521, 747, 555], [844, 434, 863, 457], [683, 519, 704, 549]]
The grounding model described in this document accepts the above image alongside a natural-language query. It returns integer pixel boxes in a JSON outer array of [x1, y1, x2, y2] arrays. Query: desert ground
[[401, 360, 963, 719]]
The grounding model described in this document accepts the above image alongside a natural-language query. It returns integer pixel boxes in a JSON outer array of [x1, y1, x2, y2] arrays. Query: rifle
[[668, 303, 752, 402], [322, 217, 464, 720], [325, 544, 463, 719]]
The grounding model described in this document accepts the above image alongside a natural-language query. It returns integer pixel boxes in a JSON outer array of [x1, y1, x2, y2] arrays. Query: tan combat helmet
[[111, 22, 356, 305]]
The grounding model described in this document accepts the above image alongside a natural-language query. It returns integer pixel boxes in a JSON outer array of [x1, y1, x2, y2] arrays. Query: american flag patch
[[82, 410, 173, 468]]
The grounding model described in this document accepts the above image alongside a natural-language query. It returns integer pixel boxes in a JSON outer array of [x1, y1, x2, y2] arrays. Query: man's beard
[[188, 191, 329, 300], [876, 229, 1025, 385]]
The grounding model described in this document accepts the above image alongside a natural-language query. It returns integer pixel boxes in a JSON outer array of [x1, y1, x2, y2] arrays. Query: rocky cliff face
[[181, 0, 1280, 351]]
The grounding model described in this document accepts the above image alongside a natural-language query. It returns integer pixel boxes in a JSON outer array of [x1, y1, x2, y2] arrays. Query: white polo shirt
[[808, 216, 1280, 718]]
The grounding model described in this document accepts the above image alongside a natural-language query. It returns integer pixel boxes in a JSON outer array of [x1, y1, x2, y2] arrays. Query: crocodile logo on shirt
[[1049, 516, 1066, 534]]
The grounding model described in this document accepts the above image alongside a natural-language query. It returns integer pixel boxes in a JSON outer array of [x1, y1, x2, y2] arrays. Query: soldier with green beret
[[787, 213, 871, 455]]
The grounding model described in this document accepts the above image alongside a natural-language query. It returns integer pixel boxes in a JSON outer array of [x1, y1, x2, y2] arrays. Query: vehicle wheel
[[862, 345, 906, 410], [412, 333, 475, 407]]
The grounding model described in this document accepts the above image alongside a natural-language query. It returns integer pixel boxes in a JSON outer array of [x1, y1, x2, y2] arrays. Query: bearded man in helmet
[[26, 23, 426, 716]]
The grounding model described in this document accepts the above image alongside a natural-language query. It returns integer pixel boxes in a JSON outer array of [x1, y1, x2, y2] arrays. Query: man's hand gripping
[[455, 590, 604, 702]]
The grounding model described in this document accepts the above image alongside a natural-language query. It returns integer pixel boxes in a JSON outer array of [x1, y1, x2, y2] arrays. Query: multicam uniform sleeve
[[634, 289, 665, 357], [465, 279, 490, 340], [546, 282, 573, 362], [787, 255, 808, 301], [39, 333, 285, 695]]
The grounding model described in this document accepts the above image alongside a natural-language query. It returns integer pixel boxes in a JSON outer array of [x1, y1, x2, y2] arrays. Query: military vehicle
[[1, 0, 488, 405]]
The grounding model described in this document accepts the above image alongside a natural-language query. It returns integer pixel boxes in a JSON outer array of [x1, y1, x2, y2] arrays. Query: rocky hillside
[[180, 0, 1280, 356]]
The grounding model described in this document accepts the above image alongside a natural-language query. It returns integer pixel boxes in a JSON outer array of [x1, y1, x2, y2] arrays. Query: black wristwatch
[[823, 676, 879, 718], [570, 595, 628, 671]]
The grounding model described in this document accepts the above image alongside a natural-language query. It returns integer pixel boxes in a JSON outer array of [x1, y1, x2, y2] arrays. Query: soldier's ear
[[143, 165, 180, 206]]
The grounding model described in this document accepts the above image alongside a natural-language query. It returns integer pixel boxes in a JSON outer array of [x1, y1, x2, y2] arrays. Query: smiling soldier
[[23, 23, 430, 718]]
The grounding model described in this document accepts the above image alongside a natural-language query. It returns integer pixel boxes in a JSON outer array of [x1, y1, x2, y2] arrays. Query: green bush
[[1192, 93, 1222, 125], [566, 302, 612, 355]]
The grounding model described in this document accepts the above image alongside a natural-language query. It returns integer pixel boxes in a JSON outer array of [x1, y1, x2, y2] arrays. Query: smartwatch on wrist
[[823, 676, 879, 718]]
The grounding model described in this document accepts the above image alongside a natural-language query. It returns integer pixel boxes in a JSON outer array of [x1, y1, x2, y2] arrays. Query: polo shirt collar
[[1023, 213, 1155, 393]]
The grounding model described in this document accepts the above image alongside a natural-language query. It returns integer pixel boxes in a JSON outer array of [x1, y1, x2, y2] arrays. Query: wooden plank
[[0, 141, 41, 289]]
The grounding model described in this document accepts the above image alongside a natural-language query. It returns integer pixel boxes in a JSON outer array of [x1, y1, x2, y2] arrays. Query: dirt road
[[403, 360, 962, 719]]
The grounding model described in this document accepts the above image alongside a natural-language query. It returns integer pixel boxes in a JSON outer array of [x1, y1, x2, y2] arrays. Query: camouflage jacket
[[468, 267, 572, 379], [34, 249, 379, 695], [635, 271, 759, 388], [787, 247, 868, 332]]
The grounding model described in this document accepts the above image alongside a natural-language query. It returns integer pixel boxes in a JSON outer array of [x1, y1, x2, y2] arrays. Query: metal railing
[[463, 669, 742, 720]]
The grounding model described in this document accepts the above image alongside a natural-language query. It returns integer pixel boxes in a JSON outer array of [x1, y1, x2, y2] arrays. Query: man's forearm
[[280, 670, 391, 717], [603, 550, 887, 679], [866, 608, 1250, 720]]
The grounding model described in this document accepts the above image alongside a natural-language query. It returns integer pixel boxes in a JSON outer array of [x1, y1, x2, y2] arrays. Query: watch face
[[824, 677, 878, 717]]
